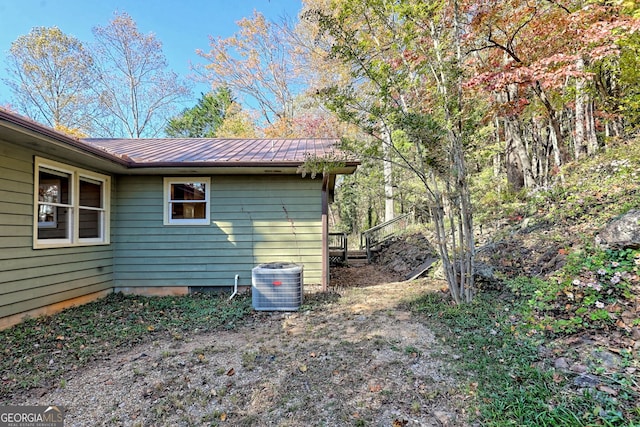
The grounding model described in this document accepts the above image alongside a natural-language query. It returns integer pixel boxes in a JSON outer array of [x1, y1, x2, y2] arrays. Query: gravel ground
[[21, 265, 466, 426]]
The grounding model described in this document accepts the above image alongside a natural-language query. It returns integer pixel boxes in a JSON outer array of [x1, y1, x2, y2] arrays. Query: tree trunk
[[586, 98, 598, 154], [533, 81, 564, 154], [574, 58, 587, 160], [382, 127, 394, 222], [505, 117, 535, 189]]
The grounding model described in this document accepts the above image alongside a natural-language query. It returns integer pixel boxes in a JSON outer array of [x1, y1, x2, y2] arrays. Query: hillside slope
[[375, 137, 640, 424]]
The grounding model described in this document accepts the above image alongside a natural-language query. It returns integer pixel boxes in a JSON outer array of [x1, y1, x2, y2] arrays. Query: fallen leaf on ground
[[597, 384, 618, 396]]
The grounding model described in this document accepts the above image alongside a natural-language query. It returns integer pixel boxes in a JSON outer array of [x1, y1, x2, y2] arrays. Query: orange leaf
[[615, 319, 629, 330], [369, 384, 382, 392]]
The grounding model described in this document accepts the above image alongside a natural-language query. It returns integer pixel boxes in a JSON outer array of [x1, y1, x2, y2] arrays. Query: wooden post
[[321, 174, 329, 292]]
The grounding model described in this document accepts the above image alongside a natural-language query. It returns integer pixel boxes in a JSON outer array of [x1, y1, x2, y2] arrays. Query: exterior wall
[[113, 175, 323, 290], [0, 141, 114, 324]]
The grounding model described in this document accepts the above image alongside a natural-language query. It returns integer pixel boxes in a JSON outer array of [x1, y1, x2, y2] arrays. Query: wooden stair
[[346, 249, 369, 266]]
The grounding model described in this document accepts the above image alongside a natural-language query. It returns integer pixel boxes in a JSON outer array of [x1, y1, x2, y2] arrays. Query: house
[[0, 109, 358, 329]]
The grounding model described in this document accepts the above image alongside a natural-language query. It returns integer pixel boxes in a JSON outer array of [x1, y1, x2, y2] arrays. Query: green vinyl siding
[[113, 175, 323, 289], [0, 141, 114, 320]]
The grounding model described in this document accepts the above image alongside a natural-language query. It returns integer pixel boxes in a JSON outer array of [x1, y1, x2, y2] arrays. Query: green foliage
[[506, 248, 640, 335], [408, 290, 640, 425], [0, 292, 252, 399], [598, 32, 640, 131], [333, 156, 386, 232], [165, 88, 233, 137]]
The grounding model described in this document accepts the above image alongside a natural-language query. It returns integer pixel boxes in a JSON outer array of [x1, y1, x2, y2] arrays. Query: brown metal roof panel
[[81, 137, 343, 165]]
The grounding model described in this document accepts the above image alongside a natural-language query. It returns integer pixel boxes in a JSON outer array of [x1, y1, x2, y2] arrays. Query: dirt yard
[[23, 265, 466, 426]]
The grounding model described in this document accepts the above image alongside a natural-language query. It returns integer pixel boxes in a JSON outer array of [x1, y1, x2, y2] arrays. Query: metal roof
[[0, 109, 358, 173], [81, 137, 345, 165]]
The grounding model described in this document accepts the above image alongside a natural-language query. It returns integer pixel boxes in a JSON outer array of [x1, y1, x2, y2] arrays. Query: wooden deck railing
[[328, 232, 348, 265], [360, 213, 413, 261]]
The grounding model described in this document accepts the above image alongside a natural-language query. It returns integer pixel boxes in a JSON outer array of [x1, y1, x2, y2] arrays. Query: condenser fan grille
[[251, 262, 303, 311]]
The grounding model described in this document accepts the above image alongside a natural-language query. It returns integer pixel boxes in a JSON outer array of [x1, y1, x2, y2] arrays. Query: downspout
[[229, 274, 240, 300], [321, 174, 329, 292]]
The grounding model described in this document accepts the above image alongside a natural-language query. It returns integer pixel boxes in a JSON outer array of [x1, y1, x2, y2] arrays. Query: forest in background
[[4, 0, 640, 301]]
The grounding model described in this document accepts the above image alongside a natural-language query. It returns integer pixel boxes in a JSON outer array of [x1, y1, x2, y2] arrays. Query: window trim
[[163, 177, 211, 226], [33, 157, 111, 249]]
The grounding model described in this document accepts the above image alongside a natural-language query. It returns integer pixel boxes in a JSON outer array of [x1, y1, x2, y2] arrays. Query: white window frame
[[33, 157, 111, 249], [163, 177, 210, 226]]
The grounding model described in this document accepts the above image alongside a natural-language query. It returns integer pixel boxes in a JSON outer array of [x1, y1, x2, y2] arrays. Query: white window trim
[[163, 177, 211, 226], [33, 157, 111, 249]]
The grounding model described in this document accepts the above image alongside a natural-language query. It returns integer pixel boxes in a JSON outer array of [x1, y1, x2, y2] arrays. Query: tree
[[196, 11, 302, 130], [91, 12, 190, 137], [215, 102, 258, 138], [308, 0, 476, 303], [4, 27, 97, 133], [464, 0, 640, 187], [165, 87, 233, 137]]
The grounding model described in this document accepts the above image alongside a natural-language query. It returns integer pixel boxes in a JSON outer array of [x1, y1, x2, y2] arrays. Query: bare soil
[[23, 265, 466, 426]]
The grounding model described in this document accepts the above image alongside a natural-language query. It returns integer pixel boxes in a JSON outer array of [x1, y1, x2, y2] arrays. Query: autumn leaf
[[615, 319, 629, 330], [220, 412, 227, 421], [597, 384, 619, 396], [226, 368, 235, 376], [298, 364, 308, 373]]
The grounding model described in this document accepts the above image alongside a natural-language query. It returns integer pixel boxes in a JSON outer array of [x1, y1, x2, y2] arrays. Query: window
[[163, 178, 210, 225], [34, 157, 110, 248]]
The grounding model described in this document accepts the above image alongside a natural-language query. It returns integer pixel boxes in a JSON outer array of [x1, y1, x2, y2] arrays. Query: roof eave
[[123, 161, 359, 175], [0, 109, 131, 169]]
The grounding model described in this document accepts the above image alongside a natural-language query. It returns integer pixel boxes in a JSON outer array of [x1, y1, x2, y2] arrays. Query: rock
[[573, 373, 600, 387], [592, 350, 622, 371], [554, 357, 570, 370], [475, 262, 502, 290], [570, 364, 588, 374], [596, 209, 640, 249], [433, 410, 456, 426]]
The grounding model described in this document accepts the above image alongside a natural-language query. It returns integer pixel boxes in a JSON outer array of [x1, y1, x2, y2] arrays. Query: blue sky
[[0, 0, 303, 108]]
